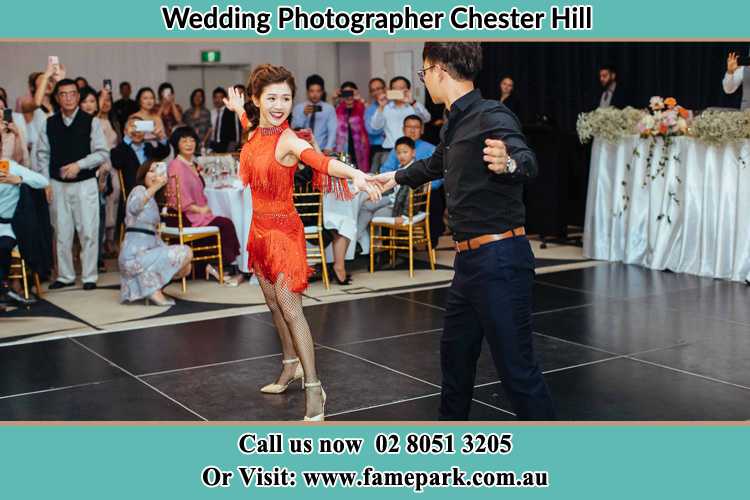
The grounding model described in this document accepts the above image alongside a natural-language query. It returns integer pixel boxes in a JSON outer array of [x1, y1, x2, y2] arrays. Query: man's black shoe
[[49, 281, 74, 290], [83, 282, 97, 291]]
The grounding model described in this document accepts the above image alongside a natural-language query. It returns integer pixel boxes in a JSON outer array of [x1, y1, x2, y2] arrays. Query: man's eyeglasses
[[417, 65, 438, 83], [57, 91, 79, 99]]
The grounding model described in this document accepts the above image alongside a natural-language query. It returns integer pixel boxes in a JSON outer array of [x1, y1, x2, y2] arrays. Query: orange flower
[[664, 97, 677, 108], [659, 123, 669, 135], [678, 107, 690, 118]]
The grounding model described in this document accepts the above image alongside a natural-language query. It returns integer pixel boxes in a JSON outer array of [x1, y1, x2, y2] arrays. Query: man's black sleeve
[[394, 142, 445, 189]]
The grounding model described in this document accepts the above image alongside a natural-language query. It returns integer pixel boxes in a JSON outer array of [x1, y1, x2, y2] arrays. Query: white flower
[[649, 96, 665, 111]]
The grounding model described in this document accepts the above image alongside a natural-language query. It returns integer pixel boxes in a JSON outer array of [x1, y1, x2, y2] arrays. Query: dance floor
[[1, 260, 749, 421]]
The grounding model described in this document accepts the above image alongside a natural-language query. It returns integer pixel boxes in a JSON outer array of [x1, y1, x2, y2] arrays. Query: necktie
[[309, 106, 317, 133], [214, 109, 222, 142]]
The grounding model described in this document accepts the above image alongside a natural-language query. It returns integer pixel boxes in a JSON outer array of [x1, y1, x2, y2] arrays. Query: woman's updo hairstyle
[[244, 64, 296, 132]]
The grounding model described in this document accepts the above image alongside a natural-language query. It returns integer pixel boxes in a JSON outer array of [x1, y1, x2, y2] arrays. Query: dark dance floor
[[1, 263, 749, 421]]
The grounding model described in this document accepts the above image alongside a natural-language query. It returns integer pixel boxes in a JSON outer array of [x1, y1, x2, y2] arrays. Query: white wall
[[337, 43, 370, 94], [0, 42, 339, 105], [369, 41, 426, 102], [0, 41, 428, 105]]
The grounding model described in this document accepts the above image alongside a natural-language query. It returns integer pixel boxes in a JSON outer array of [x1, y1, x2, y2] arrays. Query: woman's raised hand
[[223, 86, 245, 115]]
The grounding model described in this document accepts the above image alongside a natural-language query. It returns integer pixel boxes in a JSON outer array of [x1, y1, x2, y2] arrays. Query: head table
[[583, 136, 750, 283]]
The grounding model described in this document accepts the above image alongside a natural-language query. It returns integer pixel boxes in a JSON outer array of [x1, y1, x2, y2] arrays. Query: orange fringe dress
[[238, 116, 351, 293]]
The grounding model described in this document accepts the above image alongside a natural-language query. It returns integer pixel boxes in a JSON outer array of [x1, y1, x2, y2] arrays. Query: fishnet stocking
[[256, 272, 323, 418]]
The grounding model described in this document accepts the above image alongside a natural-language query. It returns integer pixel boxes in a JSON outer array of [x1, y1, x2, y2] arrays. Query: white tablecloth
[[205, 180, 252, 273], [322, 186, 367, 261], [583, 136, 750, 282]]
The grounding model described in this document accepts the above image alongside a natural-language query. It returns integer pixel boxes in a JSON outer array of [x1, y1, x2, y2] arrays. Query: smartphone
[[341, 89, 354, 98], [294, 129, 313, 142], [48, 55, 59, 66], [387, 90, 404, 101], [162, 88, 172, 98], [134, 120, 155, 133], [312, 104, 322, 112], [0, 160, 9, 175], [2, 108, 12, 124], [103, 79, 112, 92], [154, 161, 167, 178]]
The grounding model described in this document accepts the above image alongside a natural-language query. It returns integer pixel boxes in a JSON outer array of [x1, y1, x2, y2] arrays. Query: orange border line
[[1, 38, 750, 42]]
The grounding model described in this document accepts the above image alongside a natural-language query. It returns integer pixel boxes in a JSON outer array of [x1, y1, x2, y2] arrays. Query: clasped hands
[[365, 137, 512, 195]]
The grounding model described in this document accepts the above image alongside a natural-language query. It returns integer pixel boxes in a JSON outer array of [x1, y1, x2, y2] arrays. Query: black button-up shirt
[[394, 89, 537, 241]]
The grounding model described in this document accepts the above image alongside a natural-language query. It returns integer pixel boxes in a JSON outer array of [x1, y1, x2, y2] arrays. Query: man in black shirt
[[375, 42, 555, 420]]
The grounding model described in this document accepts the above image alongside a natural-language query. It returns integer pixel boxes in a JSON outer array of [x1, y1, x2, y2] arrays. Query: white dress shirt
[[35, 108, 109, 179], [723, 66, 745, 94]]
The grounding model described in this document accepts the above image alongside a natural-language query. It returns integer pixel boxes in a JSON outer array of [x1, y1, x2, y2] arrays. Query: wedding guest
[[209, 87, 239, 153], [130, 87, 165, 142], [36, 79, 109, 291], [291, 74, 337, 155], [97, 89, 121, 257], [370, 76, 431, 153], [378, 114, 444, 246], [365, 77, 387, 172], [335, 81, 370, 172], [167, 126, 241, 285], [499, 76, 521, 118], [110, 114, 170, 196], [113, 81, 139, 131], [1, 96, 30, 167], [79, 86, 111, 271], [357, 136, 416, 242], [593, 64, 627, 109], [0, 156, 49, 307], [118, 160, 193, 306], [183, 88, 212, 147], [75, 76, 89, 90], [723, 51, 750, 110], [157, 82, 183, 137]]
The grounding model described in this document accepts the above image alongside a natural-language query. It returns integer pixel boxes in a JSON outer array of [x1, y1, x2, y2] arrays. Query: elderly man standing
[[37, 78, 109, 291]]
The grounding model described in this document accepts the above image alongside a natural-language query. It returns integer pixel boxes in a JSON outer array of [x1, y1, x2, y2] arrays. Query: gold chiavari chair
[[159, 175, 224, 293], [293, 183, 330, 289], [369, 183, 436, 277], [9, 248, 43, 301]]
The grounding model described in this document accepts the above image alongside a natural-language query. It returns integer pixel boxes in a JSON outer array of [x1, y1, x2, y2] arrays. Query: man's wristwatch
[[506, 157, 517, 174], [494, 157, 517, 175]]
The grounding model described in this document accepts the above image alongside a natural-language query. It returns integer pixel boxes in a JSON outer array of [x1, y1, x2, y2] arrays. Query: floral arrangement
[[576, 106, 645, 143], [689, 110, 750, 145], [636, 96, 691, 138]]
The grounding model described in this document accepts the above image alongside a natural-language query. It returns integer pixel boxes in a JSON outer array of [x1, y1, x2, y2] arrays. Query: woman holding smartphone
[[223, 64, 382, 421], [130, 87, 166, 142], [157, 83, 183, 137], [119, 160, 193, 306]]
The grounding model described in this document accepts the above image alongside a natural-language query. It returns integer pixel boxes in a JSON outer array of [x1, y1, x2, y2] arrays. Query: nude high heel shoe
[[260, 358, 305, 394], [303, 380, 327, 422]]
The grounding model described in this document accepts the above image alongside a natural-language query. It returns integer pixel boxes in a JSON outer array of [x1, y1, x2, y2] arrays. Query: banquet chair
[[369, 183, 435, 277], [159, 175, 224, 293], [293, 184, 330, 289], [8, 247, 43, 301]]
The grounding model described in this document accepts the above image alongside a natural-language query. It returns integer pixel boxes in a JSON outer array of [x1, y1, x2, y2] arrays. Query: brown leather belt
[[454, 227, 526, 253]]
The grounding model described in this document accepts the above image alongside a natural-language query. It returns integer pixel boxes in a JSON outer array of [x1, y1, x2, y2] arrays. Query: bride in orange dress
[[223, 65, 382, 421]]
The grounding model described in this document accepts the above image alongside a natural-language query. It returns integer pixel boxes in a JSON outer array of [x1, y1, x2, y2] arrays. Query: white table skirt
[[205, 181, 252, 272], [583, 136, 750, 282], [322, 185, 367, 261]]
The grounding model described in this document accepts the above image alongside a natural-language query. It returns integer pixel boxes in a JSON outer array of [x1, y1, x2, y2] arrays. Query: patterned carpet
[[0, 237, 596, 344]]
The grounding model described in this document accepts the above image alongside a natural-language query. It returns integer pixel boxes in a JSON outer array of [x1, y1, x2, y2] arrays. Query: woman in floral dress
[[119, 161, 193, 306]]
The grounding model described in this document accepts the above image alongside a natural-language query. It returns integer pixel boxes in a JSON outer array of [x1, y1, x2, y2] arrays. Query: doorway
[[166, 64, 252, 110]]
